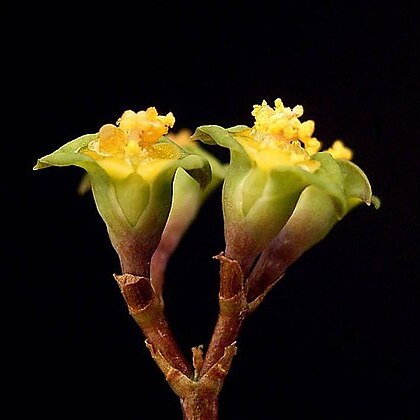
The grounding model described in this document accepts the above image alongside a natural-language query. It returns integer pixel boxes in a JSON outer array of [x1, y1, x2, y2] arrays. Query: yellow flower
[[192, 97, 378, 275], [84, 107, 179, 182], [34, 106, 212, 277], [234, 98, 322, 173], [232, 98, 355, 174]]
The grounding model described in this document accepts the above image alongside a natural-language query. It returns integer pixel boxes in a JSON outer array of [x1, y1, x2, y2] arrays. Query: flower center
[[84, 107, 178, 170], [234, 99, 320, 172], [251, 98, 321, 155], [237, 98, 353, 173]]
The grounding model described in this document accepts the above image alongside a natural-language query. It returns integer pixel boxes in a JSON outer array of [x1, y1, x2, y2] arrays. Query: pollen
[[83, 106, 180, 178], [239, 98, 355, 172], [298, 120, 315, 140], [251, 98, 316, 151], [96, 124, 126, 155], [244, 98, 323, 172], [126, 140, 143, 158], [118, 107, 175, 147], [327, 140, 353, 160]]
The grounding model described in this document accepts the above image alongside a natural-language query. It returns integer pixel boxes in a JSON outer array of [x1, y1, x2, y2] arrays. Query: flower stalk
[[114, 273, 193, 376]]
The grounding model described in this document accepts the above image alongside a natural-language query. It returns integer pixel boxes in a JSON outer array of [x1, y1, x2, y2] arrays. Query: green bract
[[150, 139, 227, 296], [34, 133, 212, 277], [192, 125, 380, 274]]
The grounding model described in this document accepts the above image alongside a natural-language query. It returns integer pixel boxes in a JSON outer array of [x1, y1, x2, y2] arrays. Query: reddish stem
[[115, 273, 193, 377], [200, 254, 247, 377]]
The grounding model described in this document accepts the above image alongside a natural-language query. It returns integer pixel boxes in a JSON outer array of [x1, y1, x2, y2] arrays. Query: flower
[[83, 108, 177, 182], [192, 98, 380, 275], [239, 98, 322, 172], [34, 107, 211, 278]]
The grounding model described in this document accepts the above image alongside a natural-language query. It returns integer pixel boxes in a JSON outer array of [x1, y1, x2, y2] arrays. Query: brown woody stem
[[200, 254, 247, 377], [180, 388, 219, 419], [180, 344, 237, 419], [115, 253, 275, 419], [114, 273, 193, 377], [146, 339, 237, 420]]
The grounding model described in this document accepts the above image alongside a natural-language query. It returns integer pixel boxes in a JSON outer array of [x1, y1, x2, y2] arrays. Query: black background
[[4, 1, 419, 419]]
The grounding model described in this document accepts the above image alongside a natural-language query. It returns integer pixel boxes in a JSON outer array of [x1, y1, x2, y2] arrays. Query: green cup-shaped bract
[[192, 125, 379, 275], [34, 133, 212, 277], [150, 137, 227, 296]]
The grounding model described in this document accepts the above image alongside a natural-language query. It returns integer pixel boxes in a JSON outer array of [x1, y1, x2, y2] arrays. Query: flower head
[[83, 107, 177, 181], [244, 98, 321, 172], [192, 98, 379, 275], [34, 106, 211, 278], [231, 98, 354, 173]]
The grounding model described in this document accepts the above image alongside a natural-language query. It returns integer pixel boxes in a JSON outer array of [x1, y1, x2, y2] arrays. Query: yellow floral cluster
[[252, 98, 321, 155], [84, 107, 179, 180], [236, 98, 353, 173]]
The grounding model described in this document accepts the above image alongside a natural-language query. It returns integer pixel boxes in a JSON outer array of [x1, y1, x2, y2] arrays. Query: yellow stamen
[[236, 98, 351, 173], [239, 98, 322, 172], [327, 140, 353, 160], [95, 124, 126, 156], [118, 107, 175, 147], [83, 107, 179, 180]]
